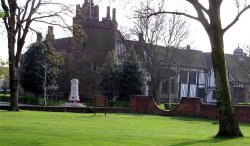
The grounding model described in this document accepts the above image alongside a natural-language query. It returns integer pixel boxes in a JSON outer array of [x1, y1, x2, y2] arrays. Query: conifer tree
[[118, 49, 145, 101], [99, 51, 119, 100]]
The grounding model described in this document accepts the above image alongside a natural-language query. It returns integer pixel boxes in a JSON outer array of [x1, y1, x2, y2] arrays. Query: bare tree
[[0, 0, 72, 111], [141, 0, 250, 137], [132, 0, 189, 104]]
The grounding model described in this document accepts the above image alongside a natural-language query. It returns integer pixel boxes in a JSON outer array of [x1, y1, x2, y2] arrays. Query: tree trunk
[[209, 0, 242, 137], [7, 6, 19, 111], [9, 64, 19, 111], [151, 76, 162, 104]]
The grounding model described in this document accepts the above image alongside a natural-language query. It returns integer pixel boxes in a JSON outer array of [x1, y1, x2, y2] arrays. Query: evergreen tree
[[20, 40, 64, 96], [118, 48, 145, 101], [99, 51, 119, 100]]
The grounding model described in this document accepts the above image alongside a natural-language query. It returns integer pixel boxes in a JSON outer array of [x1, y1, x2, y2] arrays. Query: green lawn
[[1, 111, 250, 146]]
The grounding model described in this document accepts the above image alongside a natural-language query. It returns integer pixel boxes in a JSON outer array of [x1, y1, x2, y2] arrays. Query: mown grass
[[1, 110, 250, 146]]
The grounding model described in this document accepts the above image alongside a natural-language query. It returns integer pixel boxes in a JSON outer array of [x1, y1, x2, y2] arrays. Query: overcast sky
[[0, 0, 250, 60]]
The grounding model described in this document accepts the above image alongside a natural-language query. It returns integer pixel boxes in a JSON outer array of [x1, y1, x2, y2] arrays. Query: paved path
[[0, 102, 9, 106]]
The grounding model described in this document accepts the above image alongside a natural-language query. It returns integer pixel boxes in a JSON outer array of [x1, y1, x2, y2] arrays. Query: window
[[170, 78, 175, 94], [161, 80, 168, 94], [180, 71, 188, 84], [212, 91, 217, 99], [189, 71, 197, 84], [162, 78, 175, 94]]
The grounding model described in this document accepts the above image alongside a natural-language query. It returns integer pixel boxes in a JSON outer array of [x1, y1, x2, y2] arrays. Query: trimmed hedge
[[109, 101, 129, 107], [0, 94, 39, 105], [164, 103, 179, 110]]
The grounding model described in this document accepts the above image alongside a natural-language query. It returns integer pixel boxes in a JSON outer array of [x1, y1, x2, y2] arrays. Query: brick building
[[48, 0, 250, 104], [50, 0, 127, 98]]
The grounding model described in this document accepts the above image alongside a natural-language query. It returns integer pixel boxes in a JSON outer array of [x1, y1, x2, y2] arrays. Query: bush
[[18, 96, 39, 105], [0, 94, 10, 102], [108, 101, 129, 107], [164, 103, 178, 110], [0, 94, 39, 105]]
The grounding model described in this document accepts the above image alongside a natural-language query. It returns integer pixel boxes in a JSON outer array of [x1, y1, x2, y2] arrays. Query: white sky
[[0, 0, 250, 60]]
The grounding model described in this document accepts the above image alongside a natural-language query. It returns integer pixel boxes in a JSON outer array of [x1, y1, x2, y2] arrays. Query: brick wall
[[2, 96, 250, 123], [129, 95, 250, 123]]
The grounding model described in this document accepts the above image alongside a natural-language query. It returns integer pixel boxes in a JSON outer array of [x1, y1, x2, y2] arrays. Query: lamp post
[[44, 64, 47, 106]]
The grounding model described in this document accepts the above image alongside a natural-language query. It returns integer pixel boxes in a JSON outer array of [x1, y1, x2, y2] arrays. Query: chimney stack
[[46, 26, 54, 42], [112, 8, 116, 21], [106, 6, 111, 19], [48, 26, 54, 34], [138, 33, 144, 42], [36, 32, 42, 42]]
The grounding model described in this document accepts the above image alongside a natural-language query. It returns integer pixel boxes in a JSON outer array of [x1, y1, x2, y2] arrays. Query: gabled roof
[[225, 54, 250, 83], [204, 52, 250, 83], [173, 49, 207, 69], [125, 40, 207, 69]]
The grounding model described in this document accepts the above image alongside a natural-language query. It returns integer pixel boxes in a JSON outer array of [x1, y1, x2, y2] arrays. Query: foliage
[[0, 67, 8, 78], [0, 0, 72, 110], [0, 94, 39, 104], [20, 41, 64, 96], [108, 100, 129, 107], [118, 49, 145, 101], [2, 111, 250, 145], [99, 51, 119, 100], [0, 10, 4, 18]]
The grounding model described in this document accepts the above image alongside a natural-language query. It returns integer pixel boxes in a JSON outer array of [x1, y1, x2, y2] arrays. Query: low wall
[[0, 105, 130, 114], [2, 96, 250, 123], [129, 96, 250, 123]]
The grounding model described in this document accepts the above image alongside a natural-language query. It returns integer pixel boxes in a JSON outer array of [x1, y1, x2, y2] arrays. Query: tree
[[99, 51, 119, 100], [0, 10, 4, 18], [118, 48, 145, 101], [0, 0, 71, 111], [20, 38, 63, 96], [133, 0, 189, 104], [142, 0, 250, 137]]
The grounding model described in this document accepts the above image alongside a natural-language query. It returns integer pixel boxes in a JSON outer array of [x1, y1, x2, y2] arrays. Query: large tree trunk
[[8, 5, 19, 111], [211, 38, 242, 137], [209, 0, 242, 137], [9, 63, 19, 111]]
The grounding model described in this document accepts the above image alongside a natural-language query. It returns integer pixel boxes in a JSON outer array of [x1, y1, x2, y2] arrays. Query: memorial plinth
[[65, 79, 85, 107]]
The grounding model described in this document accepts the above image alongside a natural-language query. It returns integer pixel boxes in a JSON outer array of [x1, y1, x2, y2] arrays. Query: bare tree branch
[[32, 19, 69, 29], [186, 0, 209, 14], [187, 1, 210, 36], [143, 11, 199, 21], [223, 5, 250, 34]]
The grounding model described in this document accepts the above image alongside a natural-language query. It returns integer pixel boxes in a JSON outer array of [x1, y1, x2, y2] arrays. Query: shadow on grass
[[169, 116, 216, 122], [170, 136, 245, 146]]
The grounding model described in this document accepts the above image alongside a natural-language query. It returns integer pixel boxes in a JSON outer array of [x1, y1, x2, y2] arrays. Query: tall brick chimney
[[48, 26, 54, 35], [106, 6, 111, 19], [138, 33, 144, 42], [46, 26, 54, 44], [112, 8, 116, 21], [36, 32, 42, 42]]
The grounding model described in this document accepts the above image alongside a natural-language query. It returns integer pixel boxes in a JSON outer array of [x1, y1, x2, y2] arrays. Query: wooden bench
[[90, 95, 108, 116]]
